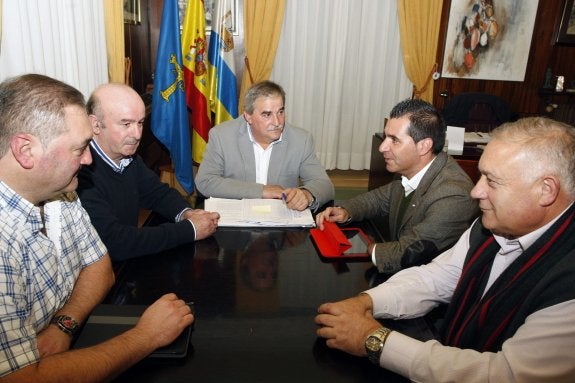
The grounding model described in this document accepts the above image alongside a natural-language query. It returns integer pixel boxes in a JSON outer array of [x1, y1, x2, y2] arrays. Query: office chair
[[443, 92, 515, 132]]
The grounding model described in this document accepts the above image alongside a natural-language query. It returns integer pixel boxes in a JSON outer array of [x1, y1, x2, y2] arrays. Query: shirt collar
[[493, 203, 574, 252], [0, 181, 43, 233], [90, 140, 133, 173], [400, 157, 436, 196]]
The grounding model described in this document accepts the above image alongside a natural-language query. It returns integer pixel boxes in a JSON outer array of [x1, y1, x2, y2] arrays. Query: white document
[[463, 131, 491, 144], [204, 197, 316, 227], [446, 125, 465, 155]]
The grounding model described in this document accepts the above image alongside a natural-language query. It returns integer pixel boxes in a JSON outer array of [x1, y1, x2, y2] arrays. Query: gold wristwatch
[[365, 327, 393, 365]]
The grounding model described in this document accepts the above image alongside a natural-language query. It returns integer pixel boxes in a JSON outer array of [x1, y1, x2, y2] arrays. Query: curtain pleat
[[270, 0, 412, 170], [103, 0, 125, 83], [397, 0, 443, 102], [238, 0, 285, 113], [0, 0, 107, 98]]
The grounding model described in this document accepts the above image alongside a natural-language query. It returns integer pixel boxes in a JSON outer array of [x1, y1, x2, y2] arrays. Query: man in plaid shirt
[[0, 74, 193, 381]]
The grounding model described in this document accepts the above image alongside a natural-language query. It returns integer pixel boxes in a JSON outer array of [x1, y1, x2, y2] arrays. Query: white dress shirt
[[367, 207, 575, 382], [247, 124, 283, 185]]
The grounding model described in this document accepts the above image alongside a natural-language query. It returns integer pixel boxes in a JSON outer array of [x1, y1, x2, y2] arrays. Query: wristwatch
[[51, 315, 79, 337], [308, 195, 316, 208], [365, 327, 393, 365]]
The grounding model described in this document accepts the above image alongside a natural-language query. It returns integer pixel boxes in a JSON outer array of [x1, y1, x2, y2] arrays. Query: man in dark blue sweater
[[77, 83, 219, 261]]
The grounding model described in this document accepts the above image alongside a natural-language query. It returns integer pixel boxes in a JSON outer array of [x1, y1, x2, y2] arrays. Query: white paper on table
[[446, 126, 465, 155], [204, 197, 315, 227]]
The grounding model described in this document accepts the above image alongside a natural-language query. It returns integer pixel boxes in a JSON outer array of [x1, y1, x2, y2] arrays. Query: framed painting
[[554, 0, 575, 45], [441, 1, 539, 81], [124, 0, 141, 25]]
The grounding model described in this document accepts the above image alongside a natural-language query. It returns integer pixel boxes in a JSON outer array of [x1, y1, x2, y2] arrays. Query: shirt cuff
[[176, 207, 193, 222], [378, 330, 424, 377], [186, 218, 197, 239]]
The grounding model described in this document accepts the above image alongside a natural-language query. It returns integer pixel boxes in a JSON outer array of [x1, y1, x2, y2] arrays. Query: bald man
[[77, 83, 219, 261]]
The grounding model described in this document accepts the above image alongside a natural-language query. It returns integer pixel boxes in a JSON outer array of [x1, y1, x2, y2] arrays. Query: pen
[[282, 193, 287, 204]]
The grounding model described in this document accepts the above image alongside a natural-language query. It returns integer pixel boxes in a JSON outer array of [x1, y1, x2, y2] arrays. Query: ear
[[416, 137, 433, 156], [539, 176, 560, 207], [10, 134, 36, 169], [88, 114, 100, 134], [243, 112, 252, 125]]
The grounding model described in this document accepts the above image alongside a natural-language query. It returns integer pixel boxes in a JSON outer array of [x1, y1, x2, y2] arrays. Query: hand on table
[[262, 185, 313, 211], [315, 294, 380, 357], [315, 206, 350, 230], [183, 209, 220, 240], [134, 293, 194, 349]]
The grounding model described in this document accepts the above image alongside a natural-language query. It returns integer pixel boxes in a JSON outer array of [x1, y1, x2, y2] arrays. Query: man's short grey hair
[[0, 74, 85, 157], [243, 81, 286, 115], [492, 117, 575, 198]]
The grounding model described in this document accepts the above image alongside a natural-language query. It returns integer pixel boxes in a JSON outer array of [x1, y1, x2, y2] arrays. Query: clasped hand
[[314, 295, 381, 357]]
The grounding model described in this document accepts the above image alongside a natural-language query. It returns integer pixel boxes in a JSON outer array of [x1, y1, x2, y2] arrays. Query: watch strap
[[365, 327, 393, 365]]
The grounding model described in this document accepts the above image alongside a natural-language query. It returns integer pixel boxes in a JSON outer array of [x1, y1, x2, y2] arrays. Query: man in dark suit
[[316, 99, 479, 273]]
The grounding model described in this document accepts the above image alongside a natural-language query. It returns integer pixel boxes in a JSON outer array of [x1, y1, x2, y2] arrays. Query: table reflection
[[106, 221, 410, 382]]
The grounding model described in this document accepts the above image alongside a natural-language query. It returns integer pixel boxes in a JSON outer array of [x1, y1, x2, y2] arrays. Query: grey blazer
[[341, 152, 479, 273], [196, 116, 334, 208]]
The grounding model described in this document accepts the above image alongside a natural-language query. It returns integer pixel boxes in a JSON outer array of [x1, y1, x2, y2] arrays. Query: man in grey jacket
[[195, 81, 334, 212], [316, 99, 479, 273]]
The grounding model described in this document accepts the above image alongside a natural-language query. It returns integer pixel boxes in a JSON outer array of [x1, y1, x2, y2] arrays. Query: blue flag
[[151, 0, 194, 194]]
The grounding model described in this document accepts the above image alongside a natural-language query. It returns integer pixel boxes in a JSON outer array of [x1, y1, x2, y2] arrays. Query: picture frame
[[124, 0, 141, 25], [441, 1, 539, 81], [554, 0, 575, 45]]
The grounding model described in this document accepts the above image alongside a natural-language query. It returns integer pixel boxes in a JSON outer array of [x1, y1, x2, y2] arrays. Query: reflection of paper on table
[[446, 126, 465, 155], [204, 197, 315, 227]]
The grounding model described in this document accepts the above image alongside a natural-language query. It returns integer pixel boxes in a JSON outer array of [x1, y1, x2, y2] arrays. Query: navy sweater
[[77, 146, 196, 261]]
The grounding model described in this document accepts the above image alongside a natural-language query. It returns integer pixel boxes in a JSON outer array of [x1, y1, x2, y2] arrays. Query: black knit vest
[[440, 205, 575, 351]]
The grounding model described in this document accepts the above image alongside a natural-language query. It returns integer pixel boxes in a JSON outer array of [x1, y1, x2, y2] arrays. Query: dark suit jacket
[[341, 152, 479, 273]]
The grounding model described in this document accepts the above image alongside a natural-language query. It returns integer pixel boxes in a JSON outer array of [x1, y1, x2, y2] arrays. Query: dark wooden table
[[102, 219, 425, 382]]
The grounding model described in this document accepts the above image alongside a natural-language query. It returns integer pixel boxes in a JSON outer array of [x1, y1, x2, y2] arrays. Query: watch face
[[366, 336, 381, 352], [53, 315, 79, 335], [59, 316, 78, 331]]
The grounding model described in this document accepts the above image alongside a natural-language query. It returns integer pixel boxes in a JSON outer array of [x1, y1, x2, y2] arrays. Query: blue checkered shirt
[[0, 182, 107, 376]]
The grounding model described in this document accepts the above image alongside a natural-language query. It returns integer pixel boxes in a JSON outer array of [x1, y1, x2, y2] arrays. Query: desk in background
[[102, 219, 432, 382]]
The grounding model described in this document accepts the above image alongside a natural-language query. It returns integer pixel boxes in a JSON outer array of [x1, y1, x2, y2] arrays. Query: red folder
[[310, 221, 371, 259]]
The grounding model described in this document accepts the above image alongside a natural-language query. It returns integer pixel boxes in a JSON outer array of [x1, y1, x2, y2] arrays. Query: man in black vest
[[315, 117, 575, 382]]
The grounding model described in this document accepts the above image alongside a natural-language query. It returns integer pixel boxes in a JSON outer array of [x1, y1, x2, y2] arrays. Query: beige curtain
[[103, 0, 125, 83], [238, 0, 285, 112], [397, 0, 443, 102]]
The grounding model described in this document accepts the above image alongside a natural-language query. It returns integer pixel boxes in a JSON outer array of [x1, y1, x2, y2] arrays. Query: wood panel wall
[[433, 0, 575, 122]]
